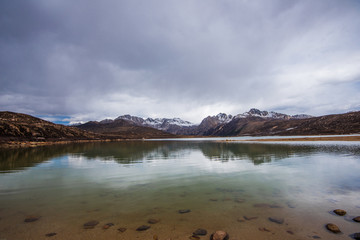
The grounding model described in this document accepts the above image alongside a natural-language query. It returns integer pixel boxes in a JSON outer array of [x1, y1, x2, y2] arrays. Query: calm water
[[0, 141, 360, 240]]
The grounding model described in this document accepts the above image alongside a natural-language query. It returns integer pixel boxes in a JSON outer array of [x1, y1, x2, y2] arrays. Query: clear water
[[0, 141, 360, 240]]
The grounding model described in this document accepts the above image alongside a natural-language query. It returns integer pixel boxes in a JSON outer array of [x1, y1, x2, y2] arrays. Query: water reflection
[[1, 141, 359, 172], [0, 141, 360, 240]]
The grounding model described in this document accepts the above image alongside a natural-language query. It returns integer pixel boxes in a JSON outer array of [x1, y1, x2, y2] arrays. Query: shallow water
[[0, 141, 360, 240]]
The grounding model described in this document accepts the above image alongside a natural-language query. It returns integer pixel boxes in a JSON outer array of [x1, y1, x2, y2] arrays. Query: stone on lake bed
[[325, 223, 341, 233], [193, 228, 207, 235], [136, 225, 150, 231], [24, 216, 40, 222], [268, 217, 284, 224], [333, 209, 346, 216], [45, 232, 57, 237], [353, 216, 360, 222], [148, 218, 160, 224], [244, 216, 258, 220], [102, 223, 114, 229], [258, 227, 271, 232], [178, 209, 191, 214], [83, 220, 99, 229], [117, 227, 127, 232], [210, 230, 229, 240]]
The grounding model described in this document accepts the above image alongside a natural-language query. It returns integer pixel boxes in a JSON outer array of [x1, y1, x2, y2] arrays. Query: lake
[[0, 140, 360, 239]]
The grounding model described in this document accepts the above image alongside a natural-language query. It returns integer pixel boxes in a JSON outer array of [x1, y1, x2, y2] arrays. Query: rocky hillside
[[206, 111, 360, 136], [0, 111, 99, 142]]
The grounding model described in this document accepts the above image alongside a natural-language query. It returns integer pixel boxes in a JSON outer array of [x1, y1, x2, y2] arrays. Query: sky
[[1, 0, 360, 124]]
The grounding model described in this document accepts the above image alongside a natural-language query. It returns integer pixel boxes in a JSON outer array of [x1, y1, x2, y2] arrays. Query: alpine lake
[[0, 139, 360, 240]]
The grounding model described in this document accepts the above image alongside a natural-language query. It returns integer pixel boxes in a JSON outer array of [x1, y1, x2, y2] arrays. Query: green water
[[0, 141, 359, 240]]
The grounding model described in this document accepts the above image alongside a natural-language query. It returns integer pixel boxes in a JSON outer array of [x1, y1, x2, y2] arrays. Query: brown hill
[[0, 111, 99, 142], [207, 111, 360, 136]]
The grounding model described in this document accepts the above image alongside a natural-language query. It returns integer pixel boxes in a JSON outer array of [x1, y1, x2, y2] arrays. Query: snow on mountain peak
[[215, 113, 233, 123], [235, 108, 312, 119], [114, 115, 196, 130]]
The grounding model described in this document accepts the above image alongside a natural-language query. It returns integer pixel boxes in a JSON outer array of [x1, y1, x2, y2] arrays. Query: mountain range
[[76, 108, 315, 136], [1, 109, 359, 147]]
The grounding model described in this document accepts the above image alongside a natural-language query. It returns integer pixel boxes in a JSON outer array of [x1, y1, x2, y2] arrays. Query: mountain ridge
[[82, 108, 314, 135], [75, 108, 359, 136]]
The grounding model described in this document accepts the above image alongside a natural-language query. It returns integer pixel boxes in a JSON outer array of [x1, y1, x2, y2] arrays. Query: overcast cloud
[[1, 0, 360, 123]]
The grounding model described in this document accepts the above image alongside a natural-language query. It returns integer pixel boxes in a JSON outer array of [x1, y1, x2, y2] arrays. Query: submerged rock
[[83, 220, 99, 229], [178, 209, 191, 214], [193, 228, 207, 236], [136, 225, 150, 231], [333, 209, 347, 216], [210, 230, 229, 240], [102, 223, 114, 229], [268, 217, 284, 224], [24, 216, 40, 222], [148, 218, 160, 224], [45, 232, 57, 237], [258, 227, 271, 232], [117, 227, 127, 232], [325, 223, 341, 233], [353, 216, 360, 222], [244, 216, 258, 221]]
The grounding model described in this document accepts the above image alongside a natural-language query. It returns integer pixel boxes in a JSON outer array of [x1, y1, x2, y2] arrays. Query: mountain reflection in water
[[1, 141, 359, 172]]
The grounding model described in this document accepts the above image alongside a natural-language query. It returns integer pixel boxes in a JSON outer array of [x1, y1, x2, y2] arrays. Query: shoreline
[[1, 135, 359, 148], [238, 135, 360, 142]]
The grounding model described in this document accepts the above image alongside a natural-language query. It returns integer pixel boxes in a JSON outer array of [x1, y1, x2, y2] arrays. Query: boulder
[[210, 230, 229, 240], [325, 223, 341, 233], [83, 220, 99, 229], [136, 225, 150, 231], [193, 228, 207, 236], [333, 209, 346, 216]]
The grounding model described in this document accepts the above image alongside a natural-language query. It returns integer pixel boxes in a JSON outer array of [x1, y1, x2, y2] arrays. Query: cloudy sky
[[1, 0, 360, 124]]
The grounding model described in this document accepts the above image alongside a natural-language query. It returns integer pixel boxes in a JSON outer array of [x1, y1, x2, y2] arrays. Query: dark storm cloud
[[1, 0, 359, 123]]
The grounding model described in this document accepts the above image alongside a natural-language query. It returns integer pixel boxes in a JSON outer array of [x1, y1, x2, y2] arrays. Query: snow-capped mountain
[[115, 114, 196, 132], [235, 108, 312, 120], [215, 113, 233, 123], [144, 117, 194, 128], [80, 109, 313, 136]]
